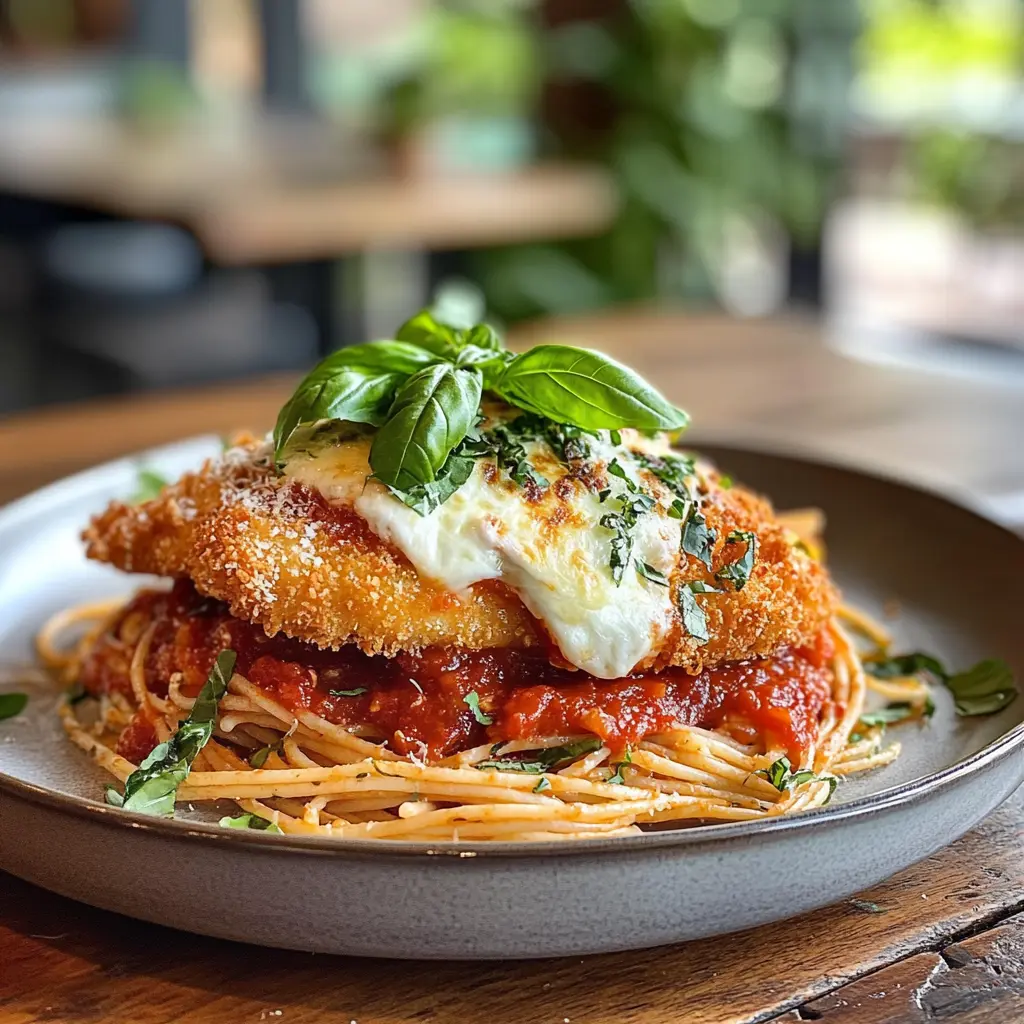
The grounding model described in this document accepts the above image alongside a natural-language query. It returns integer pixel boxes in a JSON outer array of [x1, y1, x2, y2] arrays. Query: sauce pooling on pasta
[[87, 582, 834, 765]]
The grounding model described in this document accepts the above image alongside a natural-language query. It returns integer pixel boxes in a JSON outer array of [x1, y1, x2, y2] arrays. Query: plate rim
[[1, 435, 1022, 860]]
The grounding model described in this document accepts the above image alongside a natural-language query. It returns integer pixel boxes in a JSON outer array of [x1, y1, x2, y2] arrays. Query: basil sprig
[[105, 650, 235, 816], [370, 363, 482, 494], [273, 309, 688, 514], [864, 652, 1016, 717], [274, 340, 436, 463]]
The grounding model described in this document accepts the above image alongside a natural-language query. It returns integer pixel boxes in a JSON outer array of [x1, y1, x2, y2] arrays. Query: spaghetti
[[39, 589, 909, 842]]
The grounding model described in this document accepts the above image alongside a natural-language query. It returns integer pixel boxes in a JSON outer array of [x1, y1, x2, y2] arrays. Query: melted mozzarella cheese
[[284, 428, 683, 679]]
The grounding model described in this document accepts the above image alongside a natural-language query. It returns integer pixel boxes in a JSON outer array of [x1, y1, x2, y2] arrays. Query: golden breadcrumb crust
[[83, 439, 838, 671]]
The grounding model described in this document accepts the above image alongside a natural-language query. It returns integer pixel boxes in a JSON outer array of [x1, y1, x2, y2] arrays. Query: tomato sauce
[[91, 582, 834, 763]]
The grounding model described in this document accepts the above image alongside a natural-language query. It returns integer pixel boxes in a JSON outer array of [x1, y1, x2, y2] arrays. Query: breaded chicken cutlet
[[85, 431, 837, 676]]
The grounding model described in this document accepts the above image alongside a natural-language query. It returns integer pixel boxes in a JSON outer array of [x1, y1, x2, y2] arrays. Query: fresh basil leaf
[[388, 443, 478, 516], [636, 561, 669, 587], [715, 530, 758, 591], [947, 659, 1017, 717], [370, 363, 482, 493], [864, 652, 948, 682], [463, 691, 493, 726], [864, 651, 1014, 717], [106, 649, 236, 816], [329, 687, 368, 698], [681, 507, 716, 570], [496, 345, 689, 432], [274, 341, 437, 463], [476, 737, 602, 774], [0, 692, 28, 720], [131, 468, 168, 505], [219, 812, 283, 834], [395, 310, 463, 359], [678, 580, 719, 645], [755, 755, 837, 803], [461, 323, 504, 353]]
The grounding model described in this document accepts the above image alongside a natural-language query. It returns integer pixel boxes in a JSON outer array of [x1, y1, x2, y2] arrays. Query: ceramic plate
[[1, 438, 1022, 959]]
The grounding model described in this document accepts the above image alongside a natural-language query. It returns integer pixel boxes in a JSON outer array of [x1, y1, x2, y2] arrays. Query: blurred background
[[0, 0, 1022, 415]]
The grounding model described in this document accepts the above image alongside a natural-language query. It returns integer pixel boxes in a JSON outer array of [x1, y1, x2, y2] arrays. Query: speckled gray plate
[[1, 438, 1022, 959]]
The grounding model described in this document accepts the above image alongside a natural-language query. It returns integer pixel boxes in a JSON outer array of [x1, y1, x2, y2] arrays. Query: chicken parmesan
[[42, 311, 940, 841]]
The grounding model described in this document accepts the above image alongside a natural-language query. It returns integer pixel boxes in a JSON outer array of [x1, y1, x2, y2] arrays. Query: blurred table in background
[[0, 117, 617, 264], [2, 309, 1022, 523], [1, 308, 1023, 1022]]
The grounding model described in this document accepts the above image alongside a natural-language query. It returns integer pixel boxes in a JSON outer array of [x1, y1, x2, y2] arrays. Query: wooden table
[[1, 310, 1022, 1023], [0, 117, 617, 264]]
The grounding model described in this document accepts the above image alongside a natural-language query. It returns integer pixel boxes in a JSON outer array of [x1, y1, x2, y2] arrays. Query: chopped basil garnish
[[532, 777, 551, 793], [864, 652, 947, 681], [678, 580, 720, 645], [633, 451, 695, 493], [476, 737, 602, 774], [607, 748, 633, 784], [462, 425, 547, 489], [273, 311, 688, 514], [667, 496, 691, 521], [0, 693, 28, 720], [600, 491, 656, 585], [681, 507, 716, 571], [865, 652, 1016, 717], [105, 650, 235, 816], [463, 691, 493, 726], [219, 812, 283, 834], [858, 701, 933, 728], [635, 561, 669, 587], [250, 721, 297, 769], [755, 755, 837, 803], [329, 687, 368, 698], [715, 529, 758, 591]]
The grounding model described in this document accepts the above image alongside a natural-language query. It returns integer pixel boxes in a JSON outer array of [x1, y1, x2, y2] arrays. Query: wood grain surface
[[0, 117, 616, 263], [1, 310, 1022, 1023], [1, 788, 1021, 1024]]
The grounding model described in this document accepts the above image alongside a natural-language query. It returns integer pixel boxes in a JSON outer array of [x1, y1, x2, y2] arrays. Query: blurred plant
[[859, 0, 1023, 80], [474, 0, 860, 319], [379, 4, 540, 140], [908, 131, 1024, 231]]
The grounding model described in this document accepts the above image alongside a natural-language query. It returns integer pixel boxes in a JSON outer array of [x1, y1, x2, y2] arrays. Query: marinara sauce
[[86, 582, 834, 763]]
